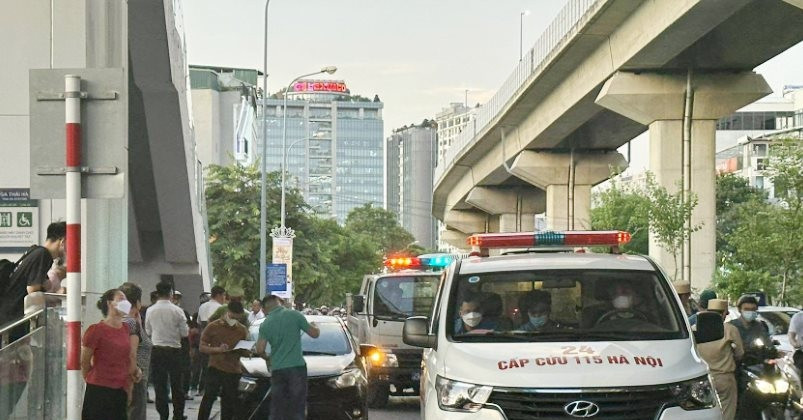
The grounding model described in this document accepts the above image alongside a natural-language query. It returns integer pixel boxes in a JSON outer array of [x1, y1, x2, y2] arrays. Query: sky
[[182, 0, 803, 169]]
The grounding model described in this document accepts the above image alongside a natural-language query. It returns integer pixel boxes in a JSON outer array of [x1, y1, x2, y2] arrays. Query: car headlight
[[238, 377, 258, 393], [751, 378, 789, 394], [670, 376, 718, 410], [367, 349, 398, 368], [327, 368, 364, 389], [435, 376, 493, 412]]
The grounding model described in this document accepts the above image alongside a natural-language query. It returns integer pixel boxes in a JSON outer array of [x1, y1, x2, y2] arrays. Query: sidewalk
[[145, 387, 219, 420]]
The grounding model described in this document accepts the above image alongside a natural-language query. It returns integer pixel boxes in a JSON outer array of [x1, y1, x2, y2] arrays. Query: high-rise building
[[386, 124, 438, 250], [189, 65, 261, 168], [435, 103, 475, 167], [257, 80, 384, 223]]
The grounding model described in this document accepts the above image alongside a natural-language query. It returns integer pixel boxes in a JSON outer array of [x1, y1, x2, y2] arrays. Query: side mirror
[[403, 316, 436, 349], [358, 344, 376, 357], [694, 312, 725, 344], [352, 295, 365, 314]]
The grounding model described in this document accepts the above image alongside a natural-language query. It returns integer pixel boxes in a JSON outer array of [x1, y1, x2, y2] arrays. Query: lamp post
[[259, 0, 271, 298], [277, 66, 337, 235], [520, 10, 530, 61]]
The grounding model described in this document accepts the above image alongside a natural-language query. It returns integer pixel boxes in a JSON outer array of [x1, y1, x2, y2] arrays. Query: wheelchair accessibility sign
[[0, 189, 39, 248]]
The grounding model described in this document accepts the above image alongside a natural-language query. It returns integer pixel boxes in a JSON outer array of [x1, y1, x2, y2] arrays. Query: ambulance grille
[[487, 386, 674, 419]]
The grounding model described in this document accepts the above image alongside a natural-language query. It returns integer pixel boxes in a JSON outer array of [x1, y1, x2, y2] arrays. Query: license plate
[[411, 372, 421, 381]]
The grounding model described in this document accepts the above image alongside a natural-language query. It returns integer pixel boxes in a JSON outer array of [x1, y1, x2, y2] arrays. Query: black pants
[[198, 367, 240, 420], [270, 366, 308, 420], [82, 383, 127, 420], [151, 346, 185, 420]]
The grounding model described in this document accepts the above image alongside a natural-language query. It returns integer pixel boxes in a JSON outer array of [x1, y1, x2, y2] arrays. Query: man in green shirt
[[255, 295, 320, 420]]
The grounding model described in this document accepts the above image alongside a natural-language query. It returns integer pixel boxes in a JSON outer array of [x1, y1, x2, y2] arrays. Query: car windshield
[[759, 310, 798, 336], [448, 269, 686, 342], [249, 321, 351, 356], [373, 275, 438, 320]]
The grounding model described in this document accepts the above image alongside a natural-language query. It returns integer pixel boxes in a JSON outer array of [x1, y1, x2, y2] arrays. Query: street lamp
[[276, 66, 337, 237], [520, 10, 530, 61], [259, 0, 271, 298]]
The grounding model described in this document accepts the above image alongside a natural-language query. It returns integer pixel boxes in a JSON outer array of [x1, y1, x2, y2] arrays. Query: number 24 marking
[[561, 345, 595, 355]]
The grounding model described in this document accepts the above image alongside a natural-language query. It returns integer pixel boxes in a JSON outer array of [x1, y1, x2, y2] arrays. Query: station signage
[[292, 80, 349, 94]]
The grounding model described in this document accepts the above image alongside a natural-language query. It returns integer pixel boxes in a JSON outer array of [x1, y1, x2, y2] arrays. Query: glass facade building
[[256, 80, 384, 223]]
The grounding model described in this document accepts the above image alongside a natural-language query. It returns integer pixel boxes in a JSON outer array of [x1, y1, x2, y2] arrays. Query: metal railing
[[434, 0, 604, 184]]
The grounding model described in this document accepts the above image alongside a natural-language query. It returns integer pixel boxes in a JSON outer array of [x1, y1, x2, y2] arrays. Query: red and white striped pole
[[64, 74, 83, 420]]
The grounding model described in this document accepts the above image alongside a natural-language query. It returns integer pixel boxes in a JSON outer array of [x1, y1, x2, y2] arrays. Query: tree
[[715, 173, 766, 256], [591, 178, 650, 254], [716, 139, 803, 305], [344, 204, 416, 256], [643, 172, 701, 282]]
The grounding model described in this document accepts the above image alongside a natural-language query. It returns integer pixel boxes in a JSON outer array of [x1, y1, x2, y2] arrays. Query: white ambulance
[[403, 231, 724, 420]]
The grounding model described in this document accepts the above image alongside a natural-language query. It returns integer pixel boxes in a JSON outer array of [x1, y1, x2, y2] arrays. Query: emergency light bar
[[467, 231, 631, 249], [383, 253, 456, 270]]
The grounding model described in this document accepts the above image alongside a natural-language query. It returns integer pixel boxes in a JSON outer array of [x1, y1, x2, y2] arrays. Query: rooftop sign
[[291, 80, 349, 95]]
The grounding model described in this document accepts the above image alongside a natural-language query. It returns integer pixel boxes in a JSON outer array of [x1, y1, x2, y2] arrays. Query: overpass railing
[[434, 0, 604, 183]]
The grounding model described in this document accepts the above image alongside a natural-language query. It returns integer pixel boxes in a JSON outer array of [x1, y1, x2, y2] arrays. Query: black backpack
[[0, 245, 41, 321]]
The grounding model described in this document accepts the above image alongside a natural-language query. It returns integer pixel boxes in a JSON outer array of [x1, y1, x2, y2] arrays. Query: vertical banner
[[0, 188, 39, 249], [271, 237, 293, 300]]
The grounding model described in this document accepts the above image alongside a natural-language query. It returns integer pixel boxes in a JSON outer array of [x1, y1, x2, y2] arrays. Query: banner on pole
[[271, 237, 293, 300], [266, 263, 287, 295]]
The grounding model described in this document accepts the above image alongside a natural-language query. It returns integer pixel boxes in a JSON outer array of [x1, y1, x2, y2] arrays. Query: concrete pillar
[[510, 151, 628, 231], [439, 228, 469, 250], [466, 186, 544, 232], [442, 209, 488, 235], [596, 71, 771, 289]]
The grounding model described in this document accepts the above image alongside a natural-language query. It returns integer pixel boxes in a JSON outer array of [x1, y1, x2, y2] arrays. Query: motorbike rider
[[728, 295, 772, 351], [696, 299, 743, 420]]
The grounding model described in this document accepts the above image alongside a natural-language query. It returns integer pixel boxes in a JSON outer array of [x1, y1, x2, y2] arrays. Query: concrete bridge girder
[[595, 70, 772, 288], [443, 209, 488, 236], [466, 186, 544, 234], [440, 229, 470, 250]]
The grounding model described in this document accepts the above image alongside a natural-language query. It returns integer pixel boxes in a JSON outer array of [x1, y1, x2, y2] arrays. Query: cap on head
[[708, 299, 728, 312], [673, 282, 691, 295], [173, 290, 182, 297]]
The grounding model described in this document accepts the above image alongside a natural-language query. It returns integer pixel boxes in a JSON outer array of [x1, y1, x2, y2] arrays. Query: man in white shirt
[[790, 311, 803, 371], [197, 286, 225, 327], [145, 282, 189, 420], [247, 299, 265, 324]]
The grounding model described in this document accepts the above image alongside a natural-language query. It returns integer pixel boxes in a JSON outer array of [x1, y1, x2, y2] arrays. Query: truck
[[346, 254, 455, 408]]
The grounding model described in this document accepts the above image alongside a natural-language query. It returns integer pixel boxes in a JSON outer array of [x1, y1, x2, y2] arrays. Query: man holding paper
[[197, 301, 248, 420]]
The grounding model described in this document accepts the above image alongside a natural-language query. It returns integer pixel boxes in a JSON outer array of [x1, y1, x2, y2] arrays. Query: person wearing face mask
[[696, 299, 743, 420], [520, 291, 561, 332], [728, 295, 772, 351], [197, 301, 248, 420], [454, 296, 497, 334], [592, 281, 651, 327], [81, 288, 140, 420]]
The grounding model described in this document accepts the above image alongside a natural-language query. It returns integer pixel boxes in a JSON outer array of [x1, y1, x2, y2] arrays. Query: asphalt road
[[369, 396, 420, 420]]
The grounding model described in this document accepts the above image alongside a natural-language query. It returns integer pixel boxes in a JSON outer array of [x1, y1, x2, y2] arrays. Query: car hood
[[240, 353, 355, 378], [441, 340, 706, 388]]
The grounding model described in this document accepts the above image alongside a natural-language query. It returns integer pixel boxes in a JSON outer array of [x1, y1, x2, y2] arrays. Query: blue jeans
[[270, 365, 307, 420]]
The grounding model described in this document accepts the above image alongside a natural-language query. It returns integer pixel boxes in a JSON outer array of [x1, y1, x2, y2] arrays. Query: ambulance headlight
[[670, 376, 717, 410], [435, 376, 492, 412]]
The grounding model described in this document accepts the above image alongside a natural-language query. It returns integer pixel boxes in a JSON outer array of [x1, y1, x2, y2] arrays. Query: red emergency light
[[467, 231, 631, 249], [384, 257, 422, 269]]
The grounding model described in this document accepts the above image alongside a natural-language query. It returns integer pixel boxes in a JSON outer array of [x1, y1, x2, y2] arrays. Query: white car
[[726, 306, 800, 354], [403, 231, 723, 420]]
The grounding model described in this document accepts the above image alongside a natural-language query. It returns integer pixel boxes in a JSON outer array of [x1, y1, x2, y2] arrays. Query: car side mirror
[[352, 295, 365, 314], [403, 316, 436, 349], [358, 344, 376, 357], [695, 312, 725, 344]]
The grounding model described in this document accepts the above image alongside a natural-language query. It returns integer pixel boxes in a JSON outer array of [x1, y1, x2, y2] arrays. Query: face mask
[[461, 312, 482, 327], [115, 300, 132, 315], [612, 295, 633, 310], [225, 316, 237, 327], [528, 314, 547, 328], [742, 311, 758, 322]]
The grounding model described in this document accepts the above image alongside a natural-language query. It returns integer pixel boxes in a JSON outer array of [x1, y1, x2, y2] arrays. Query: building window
[[754, 176, 764, 189]]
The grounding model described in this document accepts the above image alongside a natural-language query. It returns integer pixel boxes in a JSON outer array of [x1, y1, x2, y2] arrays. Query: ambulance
[[403, 231, 725, 419], [347, 254, 457, 408]]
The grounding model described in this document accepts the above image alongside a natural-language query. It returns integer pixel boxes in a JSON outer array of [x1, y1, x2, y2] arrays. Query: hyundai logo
[[564, 400, 600, 418]]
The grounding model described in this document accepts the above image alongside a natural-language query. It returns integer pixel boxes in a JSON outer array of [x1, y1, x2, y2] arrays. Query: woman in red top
[[81, 288, 142, 420]]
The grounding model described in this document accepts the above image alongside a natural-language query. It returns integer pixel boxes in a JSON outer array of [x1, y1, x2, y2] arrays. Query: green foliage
[[715, 139, 802, 305], [591, 178, 650, 255], [205, 165, 415, 307], [716, 173, 766, 255], [643, 172, 701, 282]]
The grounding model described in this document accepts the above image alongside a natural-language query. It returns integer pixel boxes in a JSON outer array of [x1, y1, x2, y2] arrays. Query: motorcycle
[[737, 339, 791, 420], [778, 349, 803, 419]]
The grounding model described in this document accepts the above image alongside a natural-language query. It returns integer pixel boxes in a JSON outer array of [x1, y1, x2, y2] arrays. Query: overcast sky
[[183, 0, 803, 167]]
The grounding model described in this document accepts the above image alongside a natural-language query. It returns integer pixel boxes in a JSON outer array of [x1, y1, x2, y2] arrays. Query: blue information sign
[[266, 263, 287, 294]]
